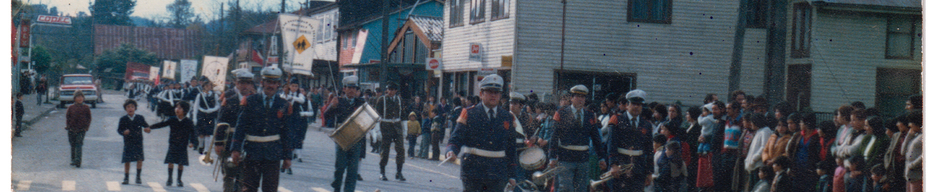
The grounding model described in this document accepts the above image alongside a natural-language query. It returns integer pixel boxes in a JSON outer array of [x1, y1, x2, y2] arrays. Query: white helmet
[[342, 76, 359, 88], [479, 74, 503, 91], [260, 66, 283, 80]]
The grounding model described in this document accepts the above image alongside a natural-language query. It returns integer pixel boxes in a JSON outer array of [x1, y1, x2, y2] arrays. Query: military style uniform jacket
[[607, 113, 654, 179], [447, 104, 518, 180], [548, 106, 607, 163], [374, 95, 403, 130], [215, 90, 246, 150], [232, 92, 292, 161]]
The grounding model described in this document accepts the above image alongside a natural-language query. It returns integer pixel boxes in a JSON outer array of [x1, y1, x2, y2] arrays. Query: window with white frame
[[470, 0, 485, 24], [491, 0, 509, 20], [449, 0, 464, 27], [791, 3, 811, 58]]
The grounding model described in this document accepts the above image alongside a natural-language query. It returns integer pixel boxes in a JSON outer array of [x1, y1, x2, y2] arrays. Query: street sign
[[426, 57, 441, 70], [36, 15, 72, 25], [19, 21, 29, 48], [469, 43, 482, 61]]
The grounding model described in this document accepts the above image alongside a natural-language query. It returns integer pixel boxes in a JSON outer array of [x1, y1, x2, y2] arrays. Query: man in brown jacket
[[66, 91, 92, 168]]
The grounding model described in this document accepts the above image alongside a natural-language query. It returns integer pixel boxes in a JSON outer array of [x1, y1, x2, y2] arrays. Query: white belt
[[226, 128, 235, 133], [617, 148, 643, 156], [516, 138, 525, 144], [461, 146, 506, 158], [246, 135, 280, 142], [558, 141, 589, 151], [380, 118, 401, 123]]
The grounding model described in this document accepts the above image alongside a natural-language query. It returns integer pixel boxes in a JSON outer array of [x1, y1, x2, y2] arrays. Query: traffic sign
[[426, 58, 441, 70], [293, 35, 310, 54]]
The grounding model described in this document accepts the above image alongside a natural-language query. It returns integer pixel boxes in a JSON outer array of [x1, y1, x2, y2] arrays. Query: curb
[[24, 106, 56, 127]]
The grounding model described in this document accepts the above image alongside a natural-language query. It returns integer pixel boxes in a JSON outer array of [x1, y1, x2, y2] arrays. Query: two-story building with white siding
[[785, 0, 921, 116], [443, 0, 772, 105]]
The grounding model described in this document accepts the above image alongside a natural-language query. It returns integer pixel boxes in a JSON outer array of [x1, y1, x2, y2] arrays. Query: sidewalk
[[17, 92, 57, 128]]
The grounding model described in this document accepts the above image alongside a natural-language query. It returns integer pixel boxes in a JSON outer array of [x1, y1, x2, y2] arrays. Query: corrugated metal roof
[[409, 15, 443, 42], [815, 0, 921, 8]]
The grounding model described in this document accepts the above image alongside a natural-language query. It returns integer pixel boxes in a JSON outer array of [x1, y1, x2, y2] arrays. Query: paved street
[[12, 92, 463, 192]]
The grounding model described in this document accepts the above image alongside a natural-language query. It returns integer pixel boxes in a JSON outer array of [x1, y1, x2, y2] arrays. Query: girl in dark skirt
[[193, 82, 220, 154], [118, 99, 150, 185], [147, 101, 196, 187]]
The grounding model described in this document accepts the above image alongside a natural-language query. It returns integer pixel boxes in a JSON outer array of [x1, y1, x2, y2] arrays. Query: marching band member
[[606, 89, 654, 191], [376, 82, 407, 181], [214, 68, 256, 192], [326, 76, 367, 192], [547, 85, 608, 192], [230, 66, 292, 192], [445, 74, 519, 191]]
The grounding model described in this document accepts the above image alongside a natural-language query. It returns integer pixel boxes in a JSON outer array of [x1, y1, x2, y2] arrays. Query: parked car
[[57, 74, 98, 108]]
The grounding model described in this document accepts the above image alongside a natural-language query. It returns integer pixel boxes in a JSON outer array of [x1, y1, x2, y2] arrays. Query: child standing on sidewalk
[[147, 101, 196, 187], [406, 112, 420, 158], [14, 93, 24, 137], [118, 99, 150, 184]]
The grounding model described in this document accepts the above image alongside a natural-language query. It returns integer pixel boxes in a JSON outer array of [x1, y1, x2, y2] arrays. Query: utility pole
[[555, 0, 567, 94], [380, 0, 390, 88], [728, 0, 748, 99], [278, 0, 285, 68]]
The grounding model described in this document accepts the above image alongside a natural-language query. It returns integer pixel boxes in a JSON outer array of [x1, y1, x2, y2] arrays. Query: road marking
[[148, 182, 167, 192], [311, 187, 331, 192], [106, 181, 121, 191], [278, 186, 293, 192], [16, 180, 31, 191], [62, 180, 76, 191], [191, 183, 210, 192]]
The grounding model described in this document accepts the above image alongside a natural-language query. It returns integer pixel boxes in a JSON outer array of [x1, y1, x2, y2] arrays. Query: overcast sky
[[32, 0, 329, 21]]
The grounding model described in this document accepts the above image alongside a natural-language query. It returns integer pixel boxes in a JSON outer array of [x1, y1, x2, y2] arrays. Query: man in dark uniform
[[375, 82, 407, 181], [445, 74, 518, 192], [230, 66, 292, 192], [547, 85, 608, 192], [214, 69, 256, 192], [507, 91, 533, 190], [605, 89, 654, 191], [326, 76, 367, 192]]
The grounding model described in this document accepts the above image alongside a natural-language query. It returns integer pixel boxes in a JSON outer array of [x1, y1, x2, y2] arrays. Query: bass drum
[[519, 147, 546, 170]]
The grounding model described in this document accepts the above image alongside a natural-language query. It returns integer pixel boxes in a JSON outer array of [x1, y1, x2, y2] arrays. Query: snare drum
[[519, 147, 546, 170]]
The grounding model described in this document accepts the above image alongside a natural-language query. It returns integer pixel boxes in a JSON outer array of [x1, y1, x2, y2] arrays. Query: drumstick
[[438, 151, 465, 166]]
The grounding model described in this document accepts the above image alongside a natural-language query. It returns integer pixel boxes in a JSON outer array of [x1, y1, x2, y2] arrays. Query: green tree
[[94, 43, 158, 77], [90, 0, 136, 26], [32, 46, 52, 74], [166, 0, 194, 28]]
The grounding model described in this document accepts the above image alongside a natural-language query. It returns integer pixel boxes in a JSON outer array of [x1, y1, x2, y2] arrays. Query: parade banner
[[278, 13, 318, 76], [125, 62, 150, 81], [150, 66, 160, 81], [201, 56, 229, 92], [162, 60, 177, 80], [180, 59, 198, 83]]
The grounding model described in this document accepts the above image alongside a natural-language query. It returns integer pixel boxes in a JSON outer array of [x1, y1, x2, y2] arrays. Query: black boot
[[136, 169, 142, 184], [286, 168, 292, 175], [396, 172, 406, 181], [177, 169, 184, 187], [357, 174, 363, 181], [122, 173, 130, 185], [166, 168, 173, 186], [380, 167, 388, 181]]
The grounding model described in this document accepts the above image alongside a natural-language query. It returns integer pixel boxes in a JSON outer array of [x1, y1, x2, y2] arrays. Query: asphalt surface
[[12, 92, 463, 192]]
